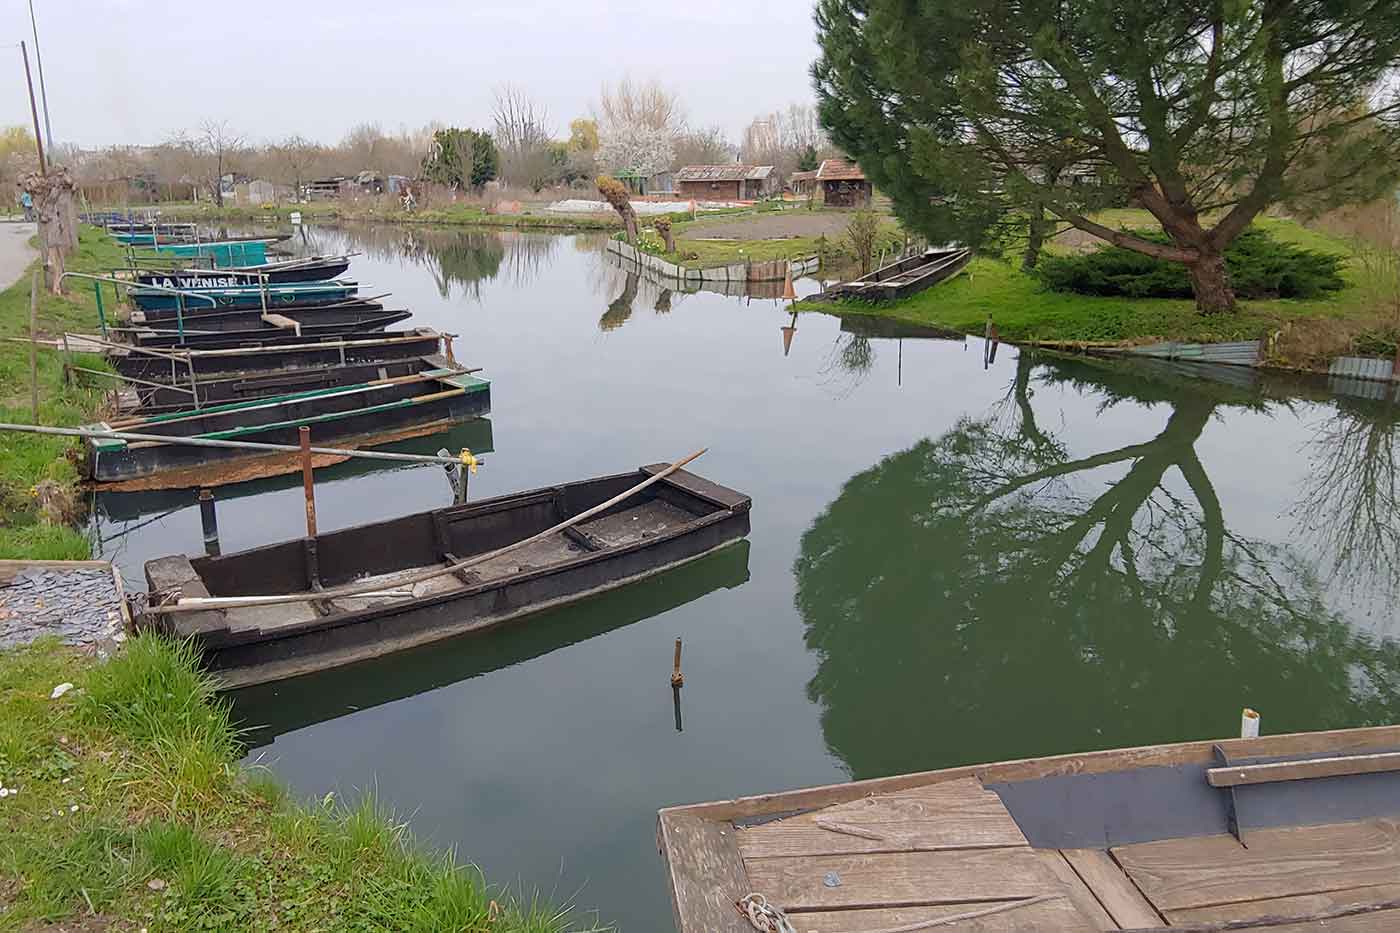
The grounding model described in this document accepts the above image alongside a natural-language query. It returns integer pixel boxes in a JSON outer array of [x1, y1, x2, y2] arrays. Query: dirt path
[[0, 222, 37, 289], [682, 211, 864, 240]]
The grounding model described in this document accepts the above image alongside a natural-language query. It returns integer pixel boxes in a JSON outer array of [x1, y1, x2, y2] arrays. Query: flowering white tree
[[597, 124, 674, 178]]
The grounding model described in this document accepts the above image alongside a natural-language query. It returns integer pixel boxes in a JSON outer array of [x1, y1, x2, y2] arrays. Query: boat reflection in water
[[232, 538, 751, 749]]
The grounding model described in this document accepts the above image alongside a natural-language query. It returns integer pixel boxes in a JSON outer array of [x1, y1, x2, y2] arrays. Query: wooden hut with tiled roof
[[817, 158, 872, 207]]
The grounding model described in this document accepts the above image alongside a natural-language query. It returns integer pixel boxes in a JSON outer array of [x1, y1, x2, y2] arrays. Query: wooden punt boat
[[126, 301, 391, 333], [140, 464, 752, 688], [134, 255, 353, 286], [84, 365, 489, 489], [112, 232, 289, 247], [128, 295, 385, 324], [658, 725, 1400, 932], [234, 538, 751, 745], [824, 247, 971, 302], [127, 280, 360, 312], [106, 328, 447, 384], [121, 354, 447, 414], [123, 309, 413, 349]]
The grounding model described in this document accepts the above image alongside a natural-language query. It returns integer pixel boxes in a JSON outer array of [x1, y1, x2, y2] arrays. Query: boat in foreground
[[127, 279, 360, 312], [135, 255, 354, 286], [658, 724, 1400, 932], [140, 464, 752, 688]]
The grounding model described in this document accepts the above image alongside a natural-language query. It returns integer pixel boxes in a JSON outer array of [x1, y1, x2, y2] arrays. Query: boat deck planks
[[1113, 818, 1400, 912], [659, 728, 1400, 932]]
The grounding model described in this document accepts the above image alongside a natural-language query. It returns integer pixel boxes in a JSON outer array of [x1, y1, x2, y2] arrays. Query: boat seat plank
[[575, 500, 694, 547], [1112, 818, 1400, 912], [656, 813, 752, 933], [1166, 882, 1400, 928], [1034, 850, 1117, 930], [740, 848, 1063, 912], [468, 535, 589, 582], [736, 779, 1027, 858], [775, 897, 1092, 932], [224, 601, 322, 634], [1059, 848, 1162, 927]]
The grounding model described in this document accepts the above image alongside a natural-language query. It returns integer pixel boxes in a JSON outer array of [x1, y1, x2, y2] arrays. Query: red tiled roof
[[816, 159, 866, 182]]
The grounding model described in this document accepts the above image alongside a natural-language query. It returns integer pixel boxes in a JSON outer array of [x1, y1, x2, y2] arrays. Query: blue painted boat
[[127, 279, 360, 312]]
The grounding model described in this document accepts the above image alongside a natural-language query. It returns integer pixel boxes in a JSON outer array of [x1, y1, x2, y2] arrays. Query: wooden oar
[[160, 449, 707, 613]]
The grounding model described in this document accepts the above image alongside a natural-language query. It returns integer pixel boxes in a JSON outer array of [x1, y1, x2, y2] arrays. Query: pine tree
[[814, 0, 1400, 313]]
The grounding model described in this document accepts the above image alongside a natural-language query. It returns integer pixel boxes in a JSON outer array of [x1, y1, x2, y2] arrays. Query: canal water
[[94, 225, 1400, 931]]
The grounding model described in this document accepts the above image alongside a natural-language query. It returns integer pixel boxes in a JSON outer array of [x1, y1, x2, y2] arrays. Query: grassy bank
[[806, 213, 1395, 367], [0, 635, 598, 931], [629, 215, 905, 270], [161, 200, 623, 231], [0, 227, 129, 560]]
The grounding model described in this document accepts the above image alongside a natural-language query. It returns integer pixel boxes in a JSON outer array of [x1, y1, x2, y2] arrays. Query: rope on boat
[[736, 892, 1063, 933], [157, 448, 707, 613]]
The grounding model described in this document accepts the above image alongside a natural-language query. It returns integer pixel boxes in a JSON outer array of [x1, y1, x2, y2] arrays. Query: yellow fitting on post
[[459, 448, 479, 474]]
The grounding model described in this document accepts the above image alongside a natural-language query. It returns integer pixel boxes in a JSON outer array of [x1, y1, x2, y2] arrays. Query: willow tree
[[813, 0, 1400, 313]]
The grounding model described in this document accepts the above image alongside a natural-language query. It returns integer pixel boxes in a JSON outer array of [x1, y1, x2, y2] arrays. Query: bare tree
[[181, 121, 244, 207], [674, 126, 734, 166], [492, 85, 557, 190], [273, 135, 323, 199], [741, 103, 832, 177], [596, 77, 687, 134]]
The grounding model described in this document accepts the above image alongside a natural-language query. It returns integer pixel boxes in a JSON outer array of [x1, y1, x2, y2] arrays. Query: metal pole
[[92, 281, 107, 337], [19, 41, 46, 176], [299, 426, 317, 537], [198, 488, 220, 556], [29, 271, 40, 423], [28, 0, 53, 150]]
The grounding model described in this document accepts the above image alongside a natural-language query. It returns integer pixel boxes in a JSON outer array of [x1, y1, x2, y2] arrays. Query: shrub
[[1038, 228, 1346, 300]]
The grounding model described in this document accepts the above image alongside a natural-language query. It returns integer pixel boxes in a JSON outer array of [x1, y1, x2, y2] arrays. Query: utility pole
[[28, 0, 53, 149], [20, 41, 46, 176]]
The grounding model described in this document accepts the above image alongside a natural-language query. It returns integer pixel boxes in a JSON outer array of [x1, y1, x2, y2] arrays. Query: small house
[[789, 169, 818, 197], [306, 177, 347, 200], [615, 168, 675, 196], [675, 164, 776, 201], [816, 159, 872, 208]]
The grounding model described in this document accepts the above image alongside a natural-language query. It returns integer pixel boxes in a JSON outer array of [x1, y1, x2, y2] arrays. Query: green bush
[[1039, 228, 1346, 299]]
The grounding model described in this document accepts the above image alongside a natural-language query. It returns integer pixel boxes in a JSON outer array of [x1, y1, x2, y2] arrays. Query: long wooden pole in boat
[[161, 449, 708, 613], [0, 422, 474, 467]]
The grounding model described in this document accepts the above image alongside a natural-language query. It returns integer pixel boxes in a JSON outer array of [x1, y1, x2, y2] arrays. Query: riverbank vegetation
[[807, 213, 1400, 367], [0, 635, 598, 931], [0, 228, 126, 560]]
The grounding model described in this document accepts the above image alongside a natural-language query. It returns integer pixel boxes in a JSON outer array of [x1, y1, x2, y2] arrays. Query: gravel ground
[[0, 221, 37, 289], [0, 567, 126, 650], [682, 211, 869, 240]]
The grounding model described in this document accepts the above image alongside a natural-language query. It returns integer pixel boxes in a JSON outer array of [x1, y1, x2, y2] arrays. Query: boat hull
[[126, 356, 439, 413], [127, 309, 413, 348], [128, 281, 359, 312], [87, 372, 490, 487], [107, 329, 445, 383], [135, 259, 351, 286], [142, 467, 752, 687]]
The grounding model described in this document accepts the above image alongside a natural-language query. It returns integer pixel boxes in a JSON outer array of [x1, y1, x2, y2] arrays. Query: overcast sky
[[1, 0, 822, 149]]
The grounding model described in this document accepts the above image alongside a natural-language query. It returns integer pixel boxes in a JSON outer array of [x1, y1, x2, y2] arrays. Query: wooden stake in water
[[671, 637, 684, 687], [29, 271, 39, 422], [299, 426, 317, 537], [1241, 707, 1261, 739]]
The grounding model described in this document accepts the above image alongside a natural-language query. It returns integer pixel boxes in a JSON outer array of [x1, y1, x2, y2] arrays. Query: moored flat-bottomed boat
[[140, 464, 752, 688], [127, 279, 360, 312], [134, 255, 354, 287], [122, 308, 412, 348], [824, 247, 971, 302], [106, 328, 448, 383], [658, 725, 1400, 932], [85, 364, 489, 488]]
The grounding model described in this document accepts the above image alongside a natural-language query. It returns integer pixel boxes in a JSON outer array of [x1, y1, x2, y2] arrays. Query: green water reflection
[[797, 354, 1400, 779]]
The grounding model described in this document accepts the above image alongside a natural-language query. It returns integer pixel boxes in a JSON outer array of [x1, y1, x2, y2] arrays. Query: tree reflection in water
[[795, 353, 1400, 780]]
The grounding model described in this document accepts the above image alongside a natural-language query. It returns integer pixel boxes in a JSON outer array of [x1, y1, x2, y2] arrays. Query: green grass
[[629, 216, 905, 270], [0, 226, 131, 560], [158, 200, 624, 231], [807, 213, 1392, 364], [0, 635, 604, 932]]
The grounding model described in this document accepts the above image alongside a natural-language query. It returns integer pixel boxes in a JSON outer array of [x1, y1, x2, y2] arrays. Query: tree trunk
[[1022, 207, 1047, 272], [1187, 249, 1235, 314]]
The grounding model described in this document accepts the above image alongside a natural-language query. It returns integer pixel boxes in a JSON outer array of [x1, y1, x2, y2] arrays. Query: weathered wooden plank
[[1034, 850, 1116, 931], [656, 812, 750, 933], [777, 897, 1088, 932], [742, 848, 1061, 912], [1061, 848, 1162, 927], [1113, 819, 1400, 911], [1206, 752, 1400, 788], [736, 778, 1027, 858], [1166, 882, 1400, 926], [667, 726, 1400, 823]]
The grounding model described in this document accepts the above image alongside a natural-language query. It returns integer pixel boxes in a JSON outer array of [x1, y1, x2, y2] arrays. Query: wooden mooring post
[[198, 488, 220, 556], [299, 426, 317, 537]]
